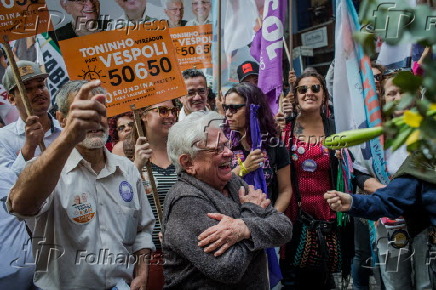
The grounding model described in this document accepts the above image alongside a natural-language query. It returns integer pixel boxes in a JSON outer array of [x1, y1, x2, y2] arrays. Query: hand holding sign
[[63, 80, 107, 146], [22, 115, 45, 160], [134, 137, 152, 171]]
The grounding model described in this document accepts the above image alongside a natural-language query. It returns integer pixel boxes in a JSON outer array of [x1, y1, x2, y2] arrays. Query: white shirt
[[186, 15, 212, 26], [8, 149, 155, 289], [0, 115, 62, 175]]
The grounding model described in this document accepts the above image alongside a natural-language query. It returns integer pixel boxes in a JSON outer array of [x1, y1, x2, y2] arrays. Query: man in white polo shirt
[[7, 80, 155, 289]]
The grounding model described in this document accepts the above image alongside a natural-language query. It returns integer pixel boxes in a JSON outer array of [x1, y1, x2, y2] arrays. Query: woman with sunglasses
[[137, 99, 180, 290], [108, 112, 134, 156], [224, 83, 292, 213], [281, 71, 340, 289]]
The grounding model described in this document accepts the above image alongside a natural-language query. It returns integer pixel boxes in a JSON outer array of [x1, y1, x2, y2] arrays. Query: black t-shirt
[[231, 143, 290, 198]]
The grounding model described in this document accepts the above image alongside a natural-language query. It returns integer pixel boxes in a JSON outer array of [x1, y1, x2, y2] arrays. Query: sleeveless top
[[287, 137, 336, 222], [142, 163, 177, 249]]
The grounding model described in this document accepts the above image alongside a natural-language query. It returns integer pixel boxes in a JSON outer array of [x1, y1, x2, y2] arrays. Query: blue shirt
[[349, 176, 436, 226], [0, 114, 61, 174], [0, 167, 35, 290]]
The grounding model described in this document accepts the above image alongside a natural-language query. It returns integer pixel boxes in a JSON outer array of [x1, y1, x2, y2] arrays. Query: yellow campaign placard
[[59, 26, 187, 117], [0, 0, 52, 41], [169, 24, 212, 71]]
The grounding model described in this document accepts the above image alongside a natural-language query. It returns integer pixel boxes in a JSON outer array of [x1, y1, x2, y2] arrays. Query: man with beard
[[178, 69, 209, 121], [0, 60, 62, 174], [6, 80, 155, 289], [51, 0, 107, 44]]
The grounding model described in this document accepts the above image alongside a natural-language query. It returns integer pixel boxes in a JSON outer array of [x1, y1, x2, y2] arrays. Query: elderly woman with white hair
[[162, 111, 292, 289]]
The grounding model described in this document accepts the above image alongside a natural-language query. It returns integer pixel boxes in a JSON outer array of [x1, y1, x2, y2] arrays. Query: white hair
[[161, 0, 182, 8], [167, 111, 225, 174]]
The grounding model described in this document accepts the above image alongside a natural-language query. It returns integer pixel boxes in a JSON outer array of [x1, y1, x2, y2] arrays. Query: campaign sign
[[169, 24, 212, 71], [59, 23, 186, 117], [0, 0, 52, 41]]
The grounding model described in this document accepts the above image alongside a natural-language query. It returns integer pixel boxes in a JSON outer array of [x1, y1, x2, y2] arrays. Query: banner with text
[[0, 0, 52, 41], [169, 24, 212, 71], [59, 26, 186, 117]]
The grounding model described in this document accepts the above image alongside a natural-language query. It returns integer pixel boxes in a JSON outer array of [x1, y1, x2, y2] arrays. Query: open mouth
[[218, 162, 231, 169]]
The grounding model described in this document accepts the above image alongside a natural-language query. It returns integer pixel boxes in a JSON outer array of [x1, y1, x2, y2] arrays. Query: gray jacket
[[162, 173, 292, 289]]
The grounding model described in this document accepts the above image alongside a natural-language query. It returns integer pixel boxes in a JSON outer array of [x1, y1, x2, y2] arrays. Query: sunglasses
[[117, 121, 134, 132], [374, 74, 382, 82], [222, 104, 245, 114], [148, 106, 179, 118], [295, 84, 322, 94]]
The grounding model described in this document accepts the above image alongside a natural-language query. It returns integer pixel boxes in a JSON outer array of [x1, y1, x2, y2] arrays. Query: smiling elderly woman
[[162, 111, 292, 289]]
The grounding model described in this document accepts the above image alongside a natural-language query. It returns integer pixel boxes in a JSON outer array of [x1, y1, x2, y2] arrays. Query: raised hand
[[22, 115, 44, 160], [243, 149, 265, 173], [63, 80, 106, 146], [134, 137, 152, 170]]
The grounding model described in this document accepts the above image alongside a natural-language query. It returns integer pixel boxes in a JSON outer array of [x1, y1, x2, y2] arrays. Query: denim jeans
[[352, 218, 372, 290], [378, 230, 431, 290], [428, 242, 436, 289]]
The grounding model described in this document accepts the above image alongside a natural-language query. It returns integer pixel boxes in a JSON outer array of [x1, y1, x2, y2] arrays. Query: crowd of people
[[0, 44, 435, 290]]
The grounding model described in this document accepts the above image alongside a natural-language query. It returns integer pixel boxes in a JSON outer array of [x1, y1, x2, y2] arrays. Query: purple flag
[[243, 104, 282, 288], [250, 0, 287, 115]]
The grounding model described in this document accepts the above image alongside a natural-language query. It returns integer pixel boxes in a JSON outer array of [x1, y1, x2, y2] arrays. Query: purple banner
[[250, 0, 287, 115]]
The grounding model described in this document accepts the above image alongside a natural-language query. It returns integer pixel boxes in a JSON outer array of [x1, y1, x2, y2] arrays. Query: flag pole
[[130, 104, 163, 227], [288, 0, 293, 70], [2, 35, 46, 152], [217, 0, 222, 98]]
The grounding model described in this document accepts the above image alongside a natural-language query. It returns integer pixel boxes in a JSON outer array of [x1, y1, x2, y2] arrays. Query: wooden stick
[[288, 0, 294, 70], [2, 35, 46, 152], [283, 37, 291, 63], [130, 104, 163, 228]]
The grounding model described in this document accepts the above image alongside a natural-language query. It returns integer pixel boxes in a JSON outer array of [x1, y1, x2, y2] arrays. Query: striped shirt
[[142, 163, 177, 249]]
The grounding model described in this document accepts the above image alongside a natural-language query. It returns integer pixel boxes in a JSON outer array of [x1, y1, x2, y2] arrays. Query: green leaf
[[420, 117, 436, 139], [383, 101, 396, 117], [396, 93, 415, 111], [391, 127, 413, 151], [353, 31, 376, 56], [393, 72, 422, 94]]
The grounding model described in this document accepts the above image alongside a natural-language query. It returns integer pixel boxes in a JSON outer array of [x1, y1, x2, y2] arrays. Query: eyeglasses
[[295, 84, 322, 94], [148, 106, 179, 118], [374, 74, 382, 82], [186, 88, 207, 98], [117, 121, 134, 132], [192, 1, 211, 6], [222, 104, 245, 114], [194, 140, 231, 155], [167, 8, 184, 12]]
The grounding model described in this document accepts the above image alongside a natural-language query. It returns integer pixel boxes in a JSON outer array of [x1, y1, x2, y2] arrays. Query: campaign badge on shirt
[[321, 145, 329, 155], [302, 159, 317, 172], [67, 192, 96, 225], [119, 181, 134, 202], [297, 146, 305, 155]]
